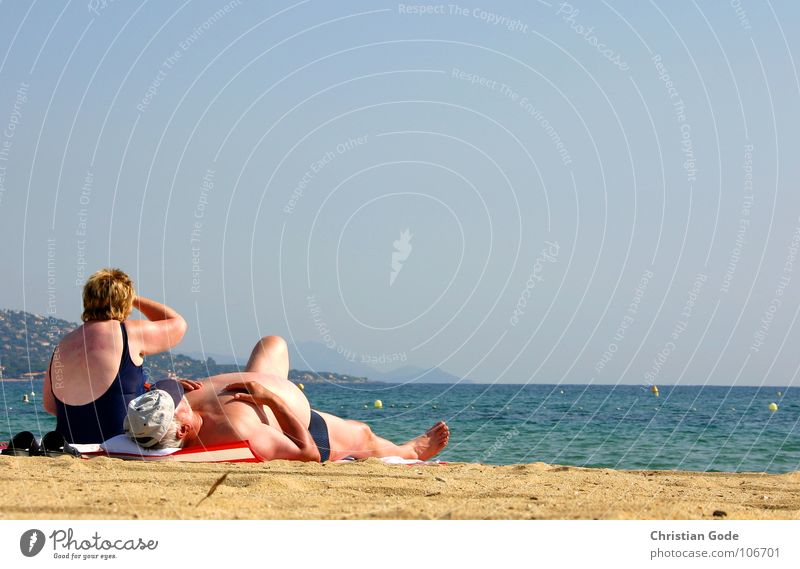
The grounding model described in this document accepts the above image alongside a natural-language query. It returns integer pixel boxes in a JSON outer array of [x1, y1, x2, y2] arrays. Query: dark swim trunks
[[308, 409, 330, 462]]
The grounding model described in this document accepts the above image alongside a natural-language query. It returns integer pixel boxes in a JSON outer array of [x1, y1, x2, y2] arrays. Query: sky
[[1, 0, 799, 385]]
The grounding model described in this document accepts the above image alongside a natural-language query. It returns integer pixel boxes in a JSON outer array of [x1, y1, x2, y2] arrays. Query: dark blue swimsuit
[[53, 322, 146, 444]]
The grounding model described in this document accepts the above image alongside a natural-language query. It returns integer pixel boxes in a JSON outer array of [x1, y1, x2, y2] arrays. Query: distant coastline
[[0, 309, 372, 384]]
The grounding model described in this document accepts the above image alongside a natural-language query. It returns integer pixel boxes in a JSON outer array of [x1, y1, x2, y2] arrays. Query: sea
[[2, 381, 797, 473]]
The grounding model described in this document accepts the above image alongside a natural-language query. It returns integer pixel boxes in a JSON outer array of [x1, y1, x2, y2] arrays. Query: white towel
[[70, 434, 180, 457]]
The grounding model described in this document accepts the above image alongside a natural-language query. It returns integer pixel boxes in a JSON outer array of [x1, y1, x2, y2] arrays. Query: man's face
[[173, 398, 191, 425]]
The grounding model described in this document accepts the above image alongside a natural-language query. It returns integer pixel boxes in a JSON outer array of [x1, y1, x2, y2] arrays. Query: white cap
[[123, 380, 184, 448]]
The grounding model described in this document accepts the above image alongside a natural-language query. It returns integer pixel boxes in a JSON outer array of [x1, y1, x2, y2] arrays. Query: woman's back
[[50, 320, 143, 405], [51, 320, 146, 443]]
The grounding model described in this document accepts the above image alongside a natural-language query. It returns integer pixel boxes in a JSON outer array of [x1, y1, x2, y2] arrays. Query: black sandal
[[36, 431, 81, 458], [1, 431, 41, 456]]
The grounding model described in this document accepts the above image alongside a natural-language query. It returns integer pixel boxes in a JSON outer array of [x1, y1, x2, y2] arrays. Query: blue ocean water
[[2, 381, 797, 473]]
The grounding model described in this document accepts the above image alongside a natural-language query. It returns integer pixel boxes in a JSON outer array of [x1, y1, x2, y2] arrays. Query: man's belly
[[189, 372, 312, 443]]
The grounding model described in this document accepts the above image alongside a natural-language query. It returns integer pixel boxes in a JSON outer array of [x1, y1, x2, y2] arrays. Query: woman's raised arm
[[127, 296, 188, 356]]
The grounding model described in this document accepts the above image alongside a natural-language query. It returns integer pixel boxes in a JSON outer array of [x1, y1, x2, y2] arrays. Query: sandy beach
[[1, 455, 798, 520]]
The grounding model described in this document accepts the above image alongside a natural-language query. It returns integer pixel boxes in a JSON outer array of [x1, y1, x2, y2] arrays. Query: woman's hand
[[224, 381, 275, 405]]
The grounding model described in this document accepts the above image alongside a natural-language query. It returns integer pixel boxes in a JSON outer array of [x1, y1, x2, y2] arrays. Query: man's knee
[[255, 335, 288, 355], [355, 421, 374, 443]]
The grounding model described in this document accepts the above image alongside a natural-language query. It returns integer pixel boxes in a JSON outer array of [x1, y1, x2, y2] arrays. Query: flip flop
[[1, 431, 41, 456], [37, 431, 81, 458]]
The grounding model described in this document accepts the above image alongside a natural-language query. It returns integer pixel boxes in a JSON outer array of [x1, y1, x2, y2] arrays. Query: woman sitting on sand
[[124, 335, 450, 462], [42, 268, 187, 444]]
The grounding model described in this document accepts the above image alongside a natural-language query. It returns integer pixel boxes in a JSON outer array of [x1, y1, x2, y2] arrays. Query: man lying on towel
[[122, 336, 449, 462]]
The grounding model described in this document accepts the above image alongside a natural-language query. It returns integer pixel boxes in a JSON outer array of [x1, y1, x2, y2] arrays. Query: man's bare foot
[[405, 421, 450, 460]]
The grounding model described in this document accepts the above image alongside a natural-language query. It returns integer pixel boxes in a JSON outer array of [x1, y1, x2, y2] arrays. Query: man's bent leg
[[245, 336, 290, 378], [316, 411, 449, 461]]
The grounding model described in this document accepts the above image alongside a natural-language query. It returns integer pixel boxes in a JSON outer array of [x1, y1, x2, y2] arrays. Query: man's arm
[[226, 381, 320, 462], [127, 296, 188, 356], [244, 424, 321, 462]]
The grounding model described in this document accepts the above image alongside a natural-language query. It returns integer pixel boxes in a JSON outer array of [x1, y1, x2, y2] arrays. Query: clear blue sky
[[1, 0, 799, 385]]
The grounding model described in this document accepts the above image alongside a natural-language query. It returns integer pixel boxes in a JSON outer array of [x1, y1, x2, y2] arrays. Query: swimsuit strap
[[119, 321, 130, 366]]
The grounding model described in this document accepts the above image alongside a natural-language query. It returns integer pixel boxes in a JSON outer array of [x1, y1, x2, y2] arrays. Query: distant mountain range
[[0, 309, 464, 384], [286, 341, 465, 384], [181, 342, 464, 383], [0, 310, 367, 384], [180, 351, 241, 366]]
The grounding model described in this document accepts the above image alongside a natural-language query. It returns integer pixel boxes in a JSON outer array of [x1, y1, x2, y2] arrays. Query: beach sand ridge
[[2, 456, 798, 520]]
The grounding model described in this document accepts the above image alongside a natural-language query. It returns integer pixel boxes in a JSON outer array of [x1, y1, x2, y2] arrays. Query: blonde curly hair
[[81, 268, 135, 322]]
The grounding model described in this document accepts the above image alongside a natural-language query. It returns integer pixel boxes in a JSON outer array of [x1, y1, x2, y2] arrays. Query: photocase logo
[[19, 529, 45, 557], [390, 229, 413, 286]]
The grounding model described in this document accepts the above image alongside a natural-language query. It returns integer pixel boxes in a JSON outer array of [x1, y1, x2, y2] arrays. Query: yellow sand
[[1, 456, 798, 519]]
